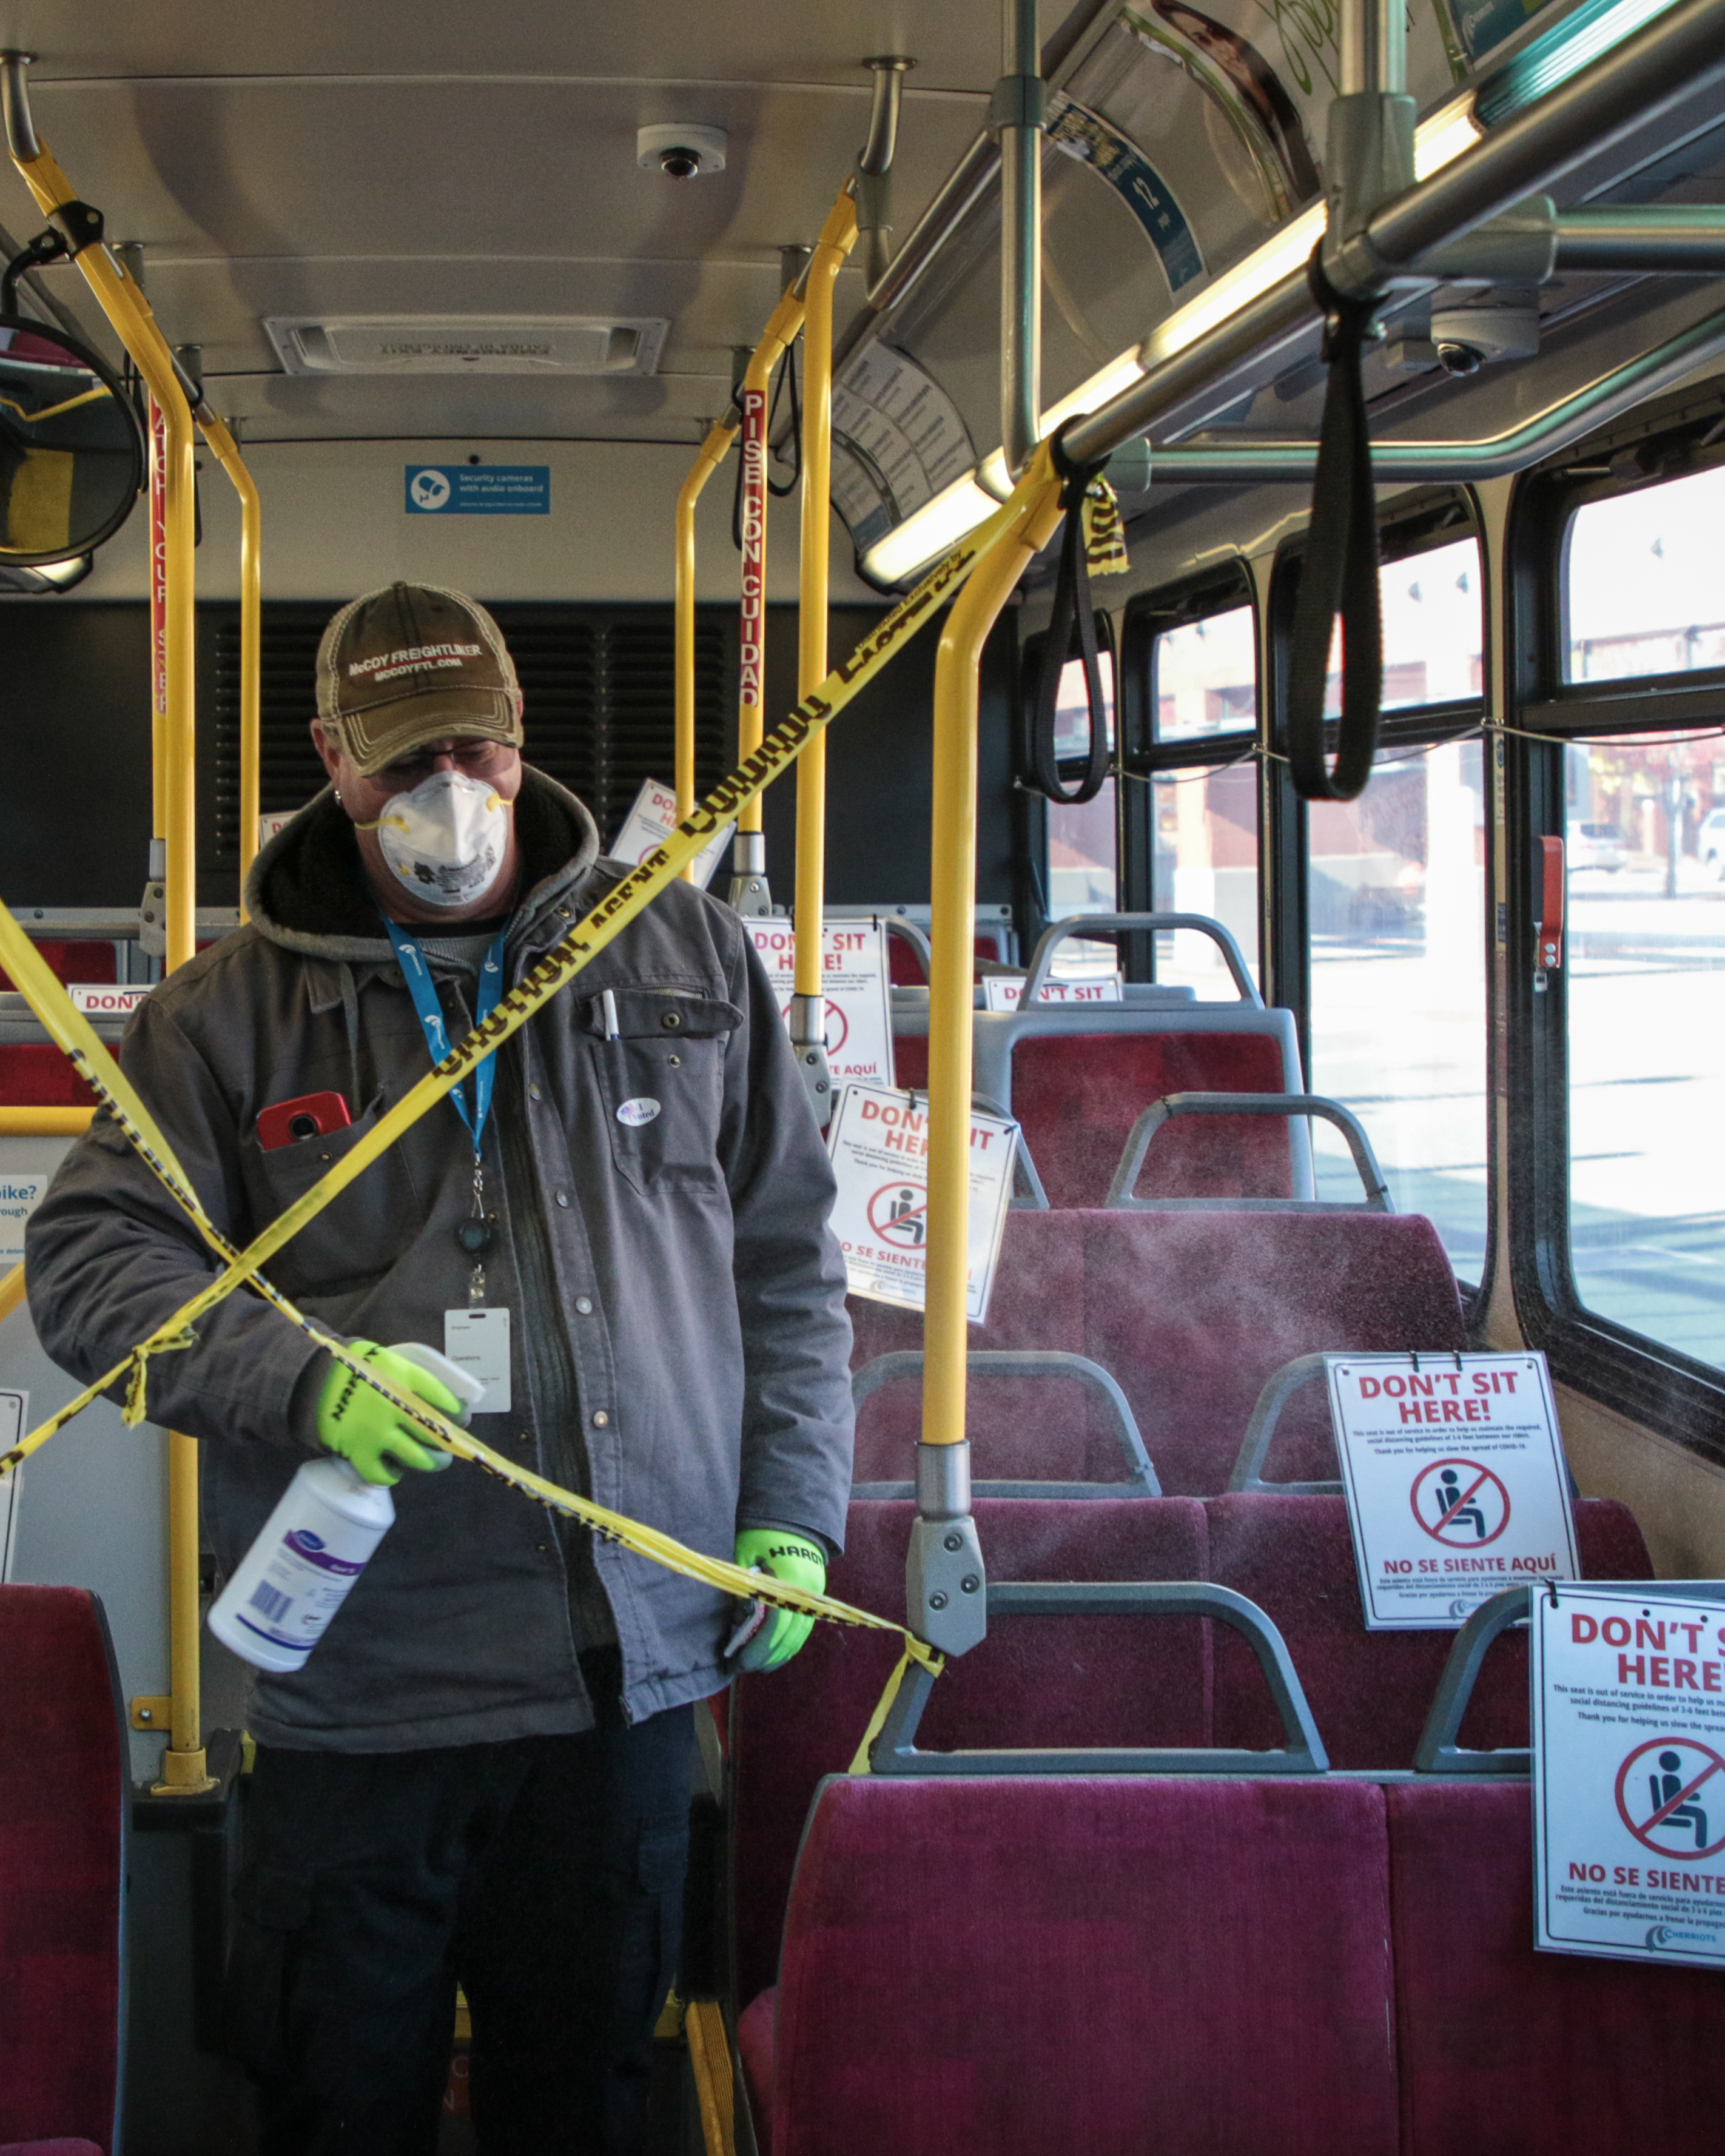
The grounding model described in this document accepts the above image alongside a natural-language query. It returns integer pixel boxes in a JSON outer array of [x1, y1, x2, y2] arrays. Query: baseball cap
[[314, 581, 525, 775]]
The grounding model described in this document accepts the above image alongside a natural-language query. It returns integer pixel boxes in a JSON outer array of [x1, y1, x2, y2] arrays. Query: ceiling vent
[[264, 315, 668, 377]]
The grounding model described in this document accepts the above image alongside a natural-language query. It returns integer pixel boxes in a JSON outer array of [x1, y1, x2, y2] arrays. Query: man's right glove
[[316, 1341, 460, 1486]]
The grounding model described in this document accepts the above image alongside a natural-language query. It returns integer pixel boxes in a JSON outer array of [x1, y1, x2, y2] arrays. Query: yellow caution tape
[[0, 451, 1061, 1676]]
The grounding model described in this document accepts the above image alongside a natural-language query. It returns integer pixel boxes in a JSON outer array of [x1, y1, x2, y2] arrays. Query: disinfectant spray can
[[208, 1342, 483, 1674]]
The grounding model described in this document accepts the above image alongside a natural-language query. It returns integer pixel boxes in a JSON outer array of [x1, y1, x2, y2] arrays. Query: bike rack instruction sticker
[[750, 919, 895, 1088], [826, 1083, 1016, 1321], [1329, 1352, 1579, 1628], [980, 971, 1124, 1012], [0, 1177, 47, 1265], [1533, 1585, 1725, 1968], [608, 777, 733, 890]]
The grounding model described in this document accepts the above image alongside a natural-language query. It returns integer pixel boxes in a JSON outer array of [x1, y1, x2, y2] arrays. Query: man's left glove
[[731, 1527, 826, 1673]]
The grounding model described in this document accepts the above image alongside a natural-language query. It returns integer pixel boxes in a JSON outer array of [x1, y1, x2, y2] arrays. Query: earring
[[334, 788, 342, 802]]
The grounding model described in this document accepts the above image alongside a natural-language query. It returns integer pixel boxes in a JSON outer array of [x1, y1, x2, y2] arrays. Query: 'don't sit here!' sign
[[1329, 1351, 1579, 1629]]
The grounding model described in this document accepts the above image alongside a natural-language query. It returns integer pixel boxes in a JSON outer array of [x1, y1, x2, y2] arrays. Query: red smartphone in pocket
[[257, 1091, 352, 1152]]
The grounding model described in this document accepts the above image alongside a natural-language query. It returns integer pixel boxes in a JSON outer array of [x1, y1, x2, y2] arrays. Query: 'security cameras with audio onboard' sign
[[636, 124, 728, 180]]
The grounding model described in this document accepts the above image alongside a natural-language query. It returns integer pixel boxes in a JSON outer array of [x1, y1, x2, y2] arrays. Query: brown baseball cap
[[314, 581, 525, 775]]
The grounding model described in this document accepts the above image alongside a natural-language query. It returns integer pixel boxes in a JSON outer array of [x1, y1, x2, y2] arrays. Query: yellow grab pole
[[199, 412, 263, 908], [790, 190, 858, 1114], [8, 124, 214, 1793], [729, 288, 805, 910], [908, 447, 1064, 1654], [0, 1106, 95, 1135], [675, 420, 738, 883]]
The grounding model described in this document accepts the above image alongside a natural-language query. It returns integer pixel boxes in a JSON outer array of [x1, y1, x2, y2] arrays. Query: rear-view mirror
[[0, 314, 144, 565]]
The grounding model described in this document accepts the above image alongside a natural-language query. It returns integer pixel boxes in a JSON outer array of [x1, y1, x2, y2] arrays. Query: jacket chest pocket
[[587, 988, 741, 1196], [240, 1090, 424, 1298]]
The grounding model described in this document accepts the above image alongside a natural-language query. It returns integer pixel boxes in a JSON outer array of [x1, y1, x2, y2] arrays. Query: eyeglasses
[[375, 739, 514, 787]]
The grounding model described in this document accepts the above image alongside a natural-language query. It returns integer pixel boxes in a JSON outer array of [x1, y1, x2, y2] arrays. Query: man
[[26, 581, 854, 2155]]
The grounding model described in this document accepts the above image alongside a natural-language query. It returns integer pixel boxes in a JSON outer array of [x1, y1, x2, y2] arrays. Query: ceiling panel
[[0, 1, 997, 440]]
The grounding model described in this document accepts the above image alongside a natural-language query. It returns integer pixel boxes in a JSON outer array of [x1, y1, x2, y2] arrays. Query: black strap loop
[[1026, 433, 1111, 807], [1, 226, 69, 316], [1285, 251, 1383, 804]]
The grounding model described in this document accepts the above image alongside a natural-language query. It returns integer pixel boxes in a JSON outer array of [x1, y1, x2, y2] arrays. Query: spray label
[[234, 1526, 370, 1654]]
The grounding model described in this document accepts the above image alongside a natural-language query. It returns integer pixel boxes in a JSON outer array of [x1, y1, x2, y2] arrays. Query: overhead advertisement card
[[1534, 1585, 1725, 1969], [826, 1083, 1015, 1321], [608, 777, 733, 890], [1329, 1352, 1579, 1628], [980, 972, 1124, 1012], [749, 919, 895, 1089]]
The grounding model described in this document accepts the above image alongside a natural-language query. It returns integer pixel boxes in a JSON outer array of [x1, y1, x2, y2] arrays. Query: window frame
[[1506, 416, 1725, 1465]]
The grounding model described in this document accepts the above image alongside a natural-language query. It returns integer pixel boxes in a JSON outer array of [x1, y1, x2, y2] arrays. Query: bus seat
[[0, 1588, 127, 2156], [1387, 1779, 1725, 2151], [892, 1004, 1304, 1207], [740, 1773, 1399, 2156], [0, 941, 117, 1108], [849, 1210, 1467, 1497], [1206, 1495, 1653, 1769], [728, 1496, 1209, 2009], [0, 941, 118, 990]]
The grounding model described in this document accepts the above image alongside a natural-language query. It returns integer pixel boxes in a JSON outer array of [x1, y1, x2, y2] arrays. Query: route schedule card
[[1328, 1352, 1579, 1629], [825, 1083, 1016, 1321], [1533, 1586, 1725, 1969]]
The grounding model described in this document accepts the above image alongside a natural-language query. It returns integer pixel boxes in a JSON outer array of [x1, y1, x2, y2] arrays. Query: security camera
[[637, 123, 728, 180]]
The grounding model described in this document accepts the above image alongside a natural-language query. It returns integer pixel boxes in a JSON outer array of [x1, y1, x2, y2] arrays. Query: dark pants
[[228, 1661, 694, 2156]]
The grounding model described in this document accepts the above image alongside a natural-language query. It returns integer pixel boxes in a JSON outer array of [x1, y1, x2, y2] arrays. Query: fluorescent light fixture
[[861, 471, 1003, 588], [1475, 0, 1680, 128], [859, 97, 1483, 586]]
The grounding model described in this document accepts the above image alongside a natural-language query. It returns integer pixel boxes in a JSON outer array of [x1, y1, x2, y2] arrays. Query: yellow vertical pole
[[8, 126, 215, 1793], [790, 192, 858, 1109], [728, 289, 805, 910], [908, 450, 1062, 1653], [198, 413, 263, 908], [675, 420, 738, 884]]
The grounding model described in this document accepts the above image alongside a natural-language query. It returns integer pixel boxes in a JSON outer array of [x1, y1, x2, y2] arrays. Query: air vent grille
[[208, 605, 734, 873]]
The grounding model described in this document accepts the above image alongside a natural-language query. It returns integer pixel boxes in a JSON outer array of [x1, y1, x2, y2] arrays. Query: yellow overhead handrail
[[674, 420, 738, 882], [790, 189, 859, 1103], [7, 119, 214, 1795]]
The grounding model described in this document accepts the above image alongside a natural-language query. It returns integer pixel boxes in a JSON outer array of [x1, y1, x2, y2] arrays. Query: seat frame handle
[[1105, 1091, 1392, 1212], [869, 1579, 1328, 1775], [852, 1348, 1159, 1493], [1020, 912, 1261, 1009]]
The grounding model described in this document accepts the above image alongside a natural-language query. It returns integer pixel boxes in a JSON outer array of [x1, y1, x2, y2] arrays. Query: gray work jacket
[[25, 770, 854, 1748]]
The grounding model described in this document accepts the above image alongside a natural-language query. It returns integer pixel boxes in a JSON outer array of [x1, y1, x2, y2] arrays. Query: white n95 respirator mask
[[361, 770, 511, 907]]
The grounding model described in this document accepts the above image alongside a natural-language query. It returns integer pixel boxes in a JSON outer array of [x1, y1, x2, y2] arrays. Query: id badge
[[443, 1307, 512, 1416]]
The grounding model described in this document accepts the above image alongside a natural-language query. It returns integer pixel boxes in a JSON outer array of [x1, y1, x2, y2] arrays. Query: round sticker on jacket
[[616, 1098, 662, 1127]]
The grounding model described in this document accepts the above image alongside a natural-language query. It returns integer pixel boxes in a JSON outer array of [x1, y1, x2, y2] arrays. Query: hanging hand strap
[[1026, 436, 1112, 807], [1285, 253, 1383, 804]]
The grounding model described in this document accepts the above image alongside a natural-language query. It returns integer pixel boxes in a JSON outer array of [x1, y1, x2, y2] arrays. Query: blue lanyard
[[384, 919, 508, 1159]]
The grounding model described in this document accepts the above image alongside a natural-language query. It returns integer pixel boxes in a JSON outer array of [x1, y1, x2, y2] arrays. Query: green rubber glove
[[732, 1526, 826, 1673], [317, 1341, 460, 1487]]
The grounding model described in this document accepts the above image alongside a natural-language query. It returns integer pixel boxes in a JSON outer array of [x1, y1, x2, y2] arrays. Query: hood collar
[[244, 764, 605, 967]]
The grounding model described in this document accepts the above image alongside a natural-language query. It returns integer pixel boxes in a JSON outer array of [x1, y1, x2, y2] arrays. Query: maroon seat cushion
[[1009, 1030, 1294, 1208], [1084, 1212, 1465, 1494], [1387, 1781, 1725, 2152], [728, 1496, 1210, 2006], [1208, 1496, 1653, 1770], [1, 2144, 107, 2155], [736, 1990, 778, 2154], [764, 1775, 1398, 2156], [0, 1589, 126, 2153]]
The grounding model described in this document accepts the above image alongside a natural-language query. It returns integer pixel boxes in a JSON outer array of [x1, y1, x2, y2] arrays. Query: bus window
[[1565, 463, 1725, 683], [1324, 537, 1485, 713], [1308, 738, 1487, 1276], [1151, 759, 1260, 989], [1564, 731, 1725, 1367], [1046, 646, 1117, 922], [1153, 605, 1256, 739]]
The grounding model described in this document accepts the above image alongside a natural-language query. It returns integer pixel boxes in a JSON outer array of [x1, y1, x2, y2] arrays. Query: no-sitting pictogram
[[1615, 1738, 1725, 1859], [775, 995, 849, 1053], [1410, 1457, 1510, 1546], [867, 1181, 927, 1249]]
